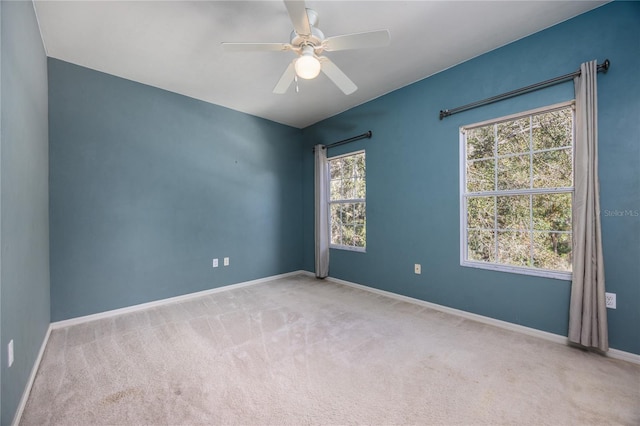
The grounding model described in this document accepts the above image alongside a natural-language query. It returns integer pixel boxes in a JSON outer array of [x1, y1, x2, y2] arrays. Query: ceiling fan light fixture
[[295, 46, 321, 79], [224, 1, 388, 94]]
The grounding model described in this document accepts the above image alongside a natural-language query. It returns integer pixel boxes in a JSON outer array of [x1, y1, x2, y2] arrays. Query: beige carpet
[[21, 274, 640, 425]]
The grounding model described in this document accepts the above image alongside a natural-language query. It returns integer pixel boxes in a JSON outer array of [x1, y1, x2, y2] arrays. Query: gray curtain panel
[[314, 144, 330, 278], [568, 60, 608, 352]]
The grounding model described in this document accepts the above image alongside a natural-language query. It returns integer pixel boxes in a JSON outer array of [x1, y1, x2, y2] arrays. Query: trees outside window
[[461, 103, 573, 279], [329, 151, 366, 251]]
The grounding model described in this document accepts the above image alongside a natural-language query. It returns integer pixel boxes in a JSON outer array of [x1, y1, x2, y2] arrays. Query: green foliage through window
[[329, 151, 366, 249], [463, 104, 573, 275]]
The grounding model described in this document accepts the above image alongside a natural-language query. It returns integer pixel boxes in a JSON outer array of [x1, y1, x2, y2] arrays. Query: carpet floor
[[21, 274, 640, 425]]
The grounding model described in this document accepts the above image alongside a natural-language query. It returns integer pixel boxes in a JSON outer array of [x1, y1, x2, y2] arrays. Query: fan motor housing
[[290, 26, 325, 52]]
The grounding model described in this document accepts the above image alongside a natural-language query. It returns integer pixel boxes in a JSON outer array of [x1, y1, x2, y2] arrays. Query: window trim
[[328, 149, 366, 252], [459, 101, 574, 281]]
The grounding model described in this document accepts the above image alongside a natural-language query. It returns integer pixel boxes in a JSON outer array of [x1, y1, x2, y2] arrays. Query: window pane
[[342, 225, 355, 247], [330, 159, 342, 180], [330, 204, 342, 245], [533, 193, 571, 231], [467, 159, 495, 192], [468, 230, 496, 262], [467, 196, 494, 230], [341, 203, 353, 225], [467, 125, 494, 160], [532, 109, 572, 151], [342, 156, 355, 179], [533, 232, 572, 271], [497, 117, 530, 155], [533, 149, 572, 188], [497, 195, 530, 231], [331, 222, 341, 245], [342, 177, 356, 199], [355, 153, 366, 177], [497, 231, 531, 267], [498, 154, 530, 190], [354, 225, 366, 248], [355, 178, 366, 199], [354, 202, 366, 224], [329, 179, 342, 201]]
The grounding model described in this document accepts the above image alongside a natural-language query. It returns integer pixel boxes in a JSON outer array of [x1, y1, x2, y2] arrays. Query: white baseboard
[[51, 270, 306, 329], [325, 276, 640, 365], [12, 324, 52, 426], [607, 347, 640, 365]]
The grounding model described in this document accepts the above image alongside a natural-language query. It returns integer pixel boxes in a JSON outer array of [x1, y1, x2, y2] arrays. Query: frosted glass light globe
[[295, 55, 321, 79]]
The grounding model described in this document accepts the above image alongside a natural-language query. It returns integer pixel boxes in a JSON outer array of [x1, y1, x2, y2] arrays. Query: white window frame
[[460, 101, 574, 280], [328, 149, 366, 252]]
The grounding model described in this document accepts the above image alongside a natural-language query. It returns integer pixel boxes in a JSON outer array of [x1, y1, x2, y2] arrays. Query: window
[[329, 150, 366, 251], [460, 102, 573, 279]]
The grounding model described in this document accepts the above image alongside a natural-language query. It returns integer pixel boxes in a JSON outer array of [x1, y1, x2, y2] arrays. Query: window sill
[[330, 245, 366, 253], [461, 260, 571, 281]]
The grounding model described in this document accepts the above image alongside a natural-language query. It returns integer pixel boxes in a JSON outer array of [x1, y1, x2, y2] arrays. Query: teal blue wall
[[302, 2, 640, 355], [0, 1, 51, 424], [49, 59, 304, 321]]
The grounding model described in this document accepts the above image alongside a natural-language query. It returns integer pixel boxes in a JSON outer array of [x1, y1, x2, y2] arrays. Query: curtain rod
[[439, 59, 610, 120], [313, 131, 372, 152]]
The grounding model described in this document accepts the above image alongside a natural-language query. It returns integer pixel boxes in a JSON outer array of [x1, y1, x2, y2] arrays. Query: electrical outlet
[[212, 258, 218, 268], [224, 257, 229, 266], [8, 340, 14, 367], [605, 292, 616, 309], [414, 264, 421, 274]]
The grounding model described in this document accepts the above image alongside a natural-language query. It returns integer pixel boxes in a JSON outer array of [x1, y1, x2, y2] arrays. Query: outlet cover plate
[[212, 258, 218, 268], [605, 292, 616, 309], [224, 257, 229, 266], [414, 264, 421, 274]]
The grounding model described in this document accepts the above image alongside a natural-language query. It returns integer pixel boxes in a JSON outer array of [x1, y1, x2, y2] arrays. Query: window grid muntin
[[468, 145, 572, 165], [461, 102, 573, 277]]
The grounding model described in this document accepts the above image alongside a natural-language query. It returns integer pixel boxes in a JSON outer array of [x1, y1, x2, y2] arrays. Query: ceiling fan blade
[[323, 29, 390, 51], [284, 0, 311, 36], [319, 57, 357, 95], [222, 42, 291, 52], [273, 61, 297, 94]]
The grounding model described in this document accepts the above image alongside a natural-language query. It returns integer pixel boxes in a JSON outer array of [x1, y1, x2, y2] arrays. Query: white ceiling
[[34, 1, 607, 129]]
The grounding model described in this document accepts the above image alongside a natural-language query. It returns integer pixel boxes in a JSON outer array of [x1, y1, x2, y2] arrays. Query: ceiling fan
[[222, 0, 390, 95]]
